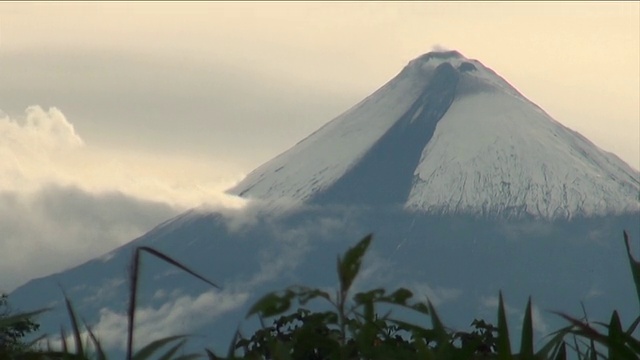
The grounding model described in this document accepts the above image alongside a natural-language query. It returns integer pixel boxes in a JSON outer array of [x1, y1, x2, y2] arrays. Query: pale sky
[[0, 2, 639, 291]]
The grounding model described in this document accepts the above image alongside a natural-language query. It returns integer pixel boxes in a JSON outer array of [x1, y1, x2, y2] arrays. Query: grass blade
[[137, 246, 221, 290], [519, 297, 534, 359], [60, 326, 69, 354], [553, 341, 567, 360], [427, 300, 448, 343], [132, 335, 188, 360], [61, 287, 84, 356], [157, 339, 187, 360], [588, 338, 597, 360], [126, 248, 141, 360], [174, 355, 206, 360], [497, 292, 512, 359], [623, 231, 640, 309], [83, 318, 107, 360], [0, 308, 50, 328], [553, 312, 606, 344], [607, 310, 638, 360], [625, 314, 640, 338], [226, 327, 241, 358], [126, 246, 222, 359], [535, 325, 572, 358], [25, 333, 48, 349], [205, 348, 219, 359]]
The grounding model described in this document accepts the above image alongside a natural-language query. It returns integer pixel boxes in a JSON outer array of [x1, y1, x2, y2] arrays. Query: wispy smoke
[[430, 44, 451, 52]]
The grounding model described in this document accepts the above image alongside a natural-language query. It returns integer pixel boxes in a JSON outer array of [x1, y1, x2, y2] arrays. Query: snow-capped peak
[[229, 51, 639, 219]]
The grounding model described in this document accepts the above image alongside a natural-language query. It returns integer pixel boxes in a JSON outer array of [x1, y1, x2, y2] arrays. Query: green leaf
[[389, 288, 413, 304], [338, 234, 372, 294], [553, 341, 567, 360], [427, 300, 450, 349], [608, 311, 623, 360], [0, 308, 49, 328], [622, 318, 640, 355], [157, 339, 187, 360], [174, 355, 205, 360], [625, 314, 640, 338], [623, 231, 640, 309], [497, 292, 512, 360], [205, 348, 219, 360], [290, 285, 333, 305], [174, 353, 205, 360], [132, 335, 188, 360], [353, 288, 386, 305], [411, 302, 430, 315], [519, 297, 534, 359], [553, 312, 607, 344], [535, 326, 572, 359], [606, 310, 640, 360], [246, 291, 294, 318]]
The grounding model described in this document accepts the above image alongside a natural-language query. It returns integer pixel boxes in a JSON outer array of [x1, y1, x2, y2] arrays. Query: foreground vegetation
[[1, 232, 639, 359]]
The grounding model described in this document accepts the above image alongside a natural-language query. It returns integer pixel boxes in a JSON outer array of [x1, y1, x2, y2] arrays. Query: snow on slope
[[230, 50, 640, 219], [406, 87, 640, 218], [229, 57, 437, 202], [230, 52, 484, 204]]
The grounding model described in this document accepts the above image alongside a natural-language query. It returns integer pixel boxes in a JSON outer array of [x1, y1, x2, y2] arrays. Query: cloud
[[0, 106, 83, 193], [94, 290, 248, 350], [431, 44, 451, 52], [46, 289, 249, 352], [0, 106, 247, 292], [410, 283, 463, 307], [0, 184, 179, 292], [0, 106, 83, 150], [0, 106, 247, 206], [480, 295, 519, 315], [530, 304, 550, 335]]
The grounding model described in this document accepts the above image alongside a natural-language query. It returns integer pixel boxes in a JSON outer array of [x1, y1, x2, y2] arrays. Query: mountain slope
[[230, 51, 639, 219], [230, 53, 433, 203], [8, 50, 640, 357], [407, 85, 639, 218]]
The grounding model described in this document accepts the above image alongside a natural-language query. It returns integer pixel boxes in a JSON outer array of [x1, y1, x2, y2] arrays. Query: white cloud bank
[[43, 289, 249, 352], [0, 106, 246, 292], [91, 290, 248, 351], [0, 106, 83, 193]]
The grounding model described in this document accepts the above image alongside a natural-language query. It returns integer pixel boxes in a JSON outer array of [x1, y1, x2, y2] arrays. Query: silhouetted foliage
[[0, 293, 40, 356], [3, 231, 640, 359]]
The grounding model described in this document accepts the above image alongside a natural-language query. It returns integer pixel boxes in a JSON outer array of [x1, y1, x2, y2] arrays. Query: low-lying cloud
[[1, 106, 83, 193], [0, 106, 246, 292], [45, 289, 249, 352], [0, 184, 179, 292]]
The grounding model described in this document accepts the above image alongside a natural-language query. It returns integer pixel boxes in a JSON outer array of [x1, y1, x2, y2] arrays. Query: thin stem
[[125, 248, 140, 360]]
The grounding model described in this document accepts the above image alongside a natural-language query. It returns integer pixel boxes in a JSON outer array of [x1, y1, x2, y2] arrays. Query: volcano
[[231, 51, 638, 218], [9, 51, 640, 356]]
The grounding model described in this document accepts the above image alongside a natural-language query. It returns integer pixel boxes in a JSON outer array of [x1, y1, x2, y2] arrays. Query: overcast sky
[[1, 2, 639, 292]]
